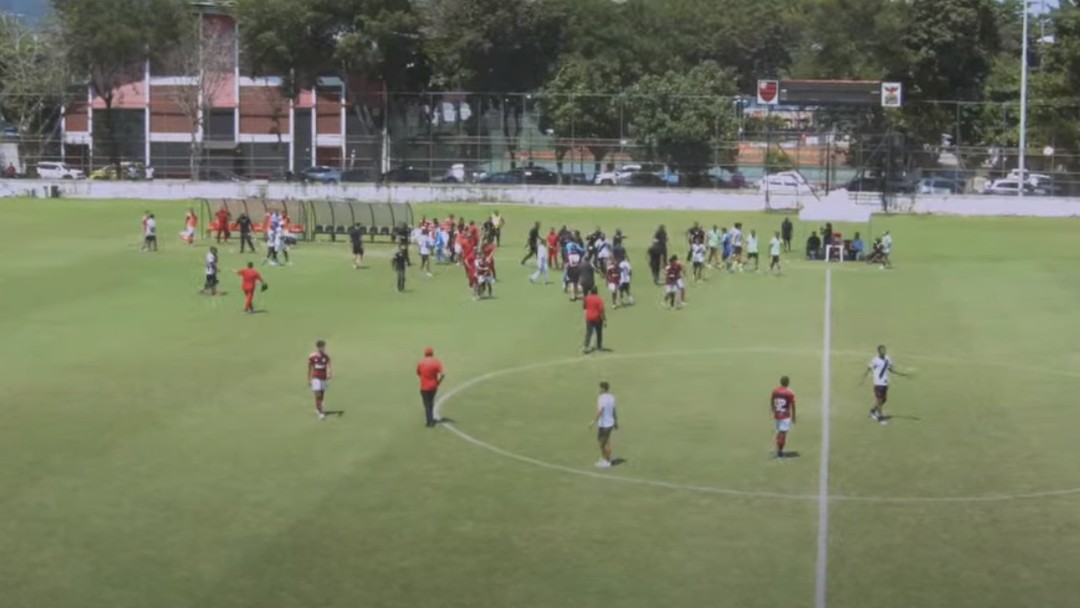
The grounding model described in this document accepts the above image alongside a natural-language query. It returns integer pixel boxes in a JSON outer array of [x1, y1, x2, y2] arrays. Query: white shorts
[[479, 274, 493, 284], [775, 419, 792, 433], [454, 243, 463, 255], [665, 284, 678, 294], [181, 228, 195, 238], [608, 282, 618, 293], [676, 279, 685, 290], [310, 378, 329, 392]]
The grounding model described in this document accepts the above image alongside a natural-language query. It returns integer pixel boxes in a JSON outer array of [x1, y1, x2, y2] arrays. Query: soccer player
[[691, 237, 707, 281], [416, 347, 445, 428], [546, 227, 559, 270], [392, 244, 410, 293], [707, 225, 722, 267], [771, 376, 796, 459], [418, 229, 434, 277], [215, 206, 231, 243], [237, 213, 256, 253], [181, 208, 198, 245], [588, 381, 618, 468], [617, 257, 634, 307], [605, 259, 621, 307], [863, 345, 906, 424], [307, 340, 333, 420], [564, 239, 584, 300], [746, 229, 760, 271], [578, 258, 597, 301], [273, 226, 290, 265], [201, 246, 220, 295], [730, 222, 744, 271], [663, 255, 684, 309], [349, 223, 365, 268], [141, 213, 158, 252], [521, 221, 541, 265], [781, 217, 793, 252], [769, 231, 783, 275], [530, 235, 551, 285], [474, 252, 494, 299], [583, 287, 606, 353], [237, 262, 266, 314]]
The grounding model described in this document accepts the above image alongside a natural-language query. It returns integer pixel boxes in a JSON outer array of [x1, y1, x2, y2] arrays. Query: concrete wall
[[5, 179, 1080, 218]]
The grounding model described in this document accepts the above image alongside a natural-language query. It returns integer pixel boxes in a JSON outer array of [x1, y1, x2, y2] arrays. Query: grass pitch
[[1, 198, 1080, 608]]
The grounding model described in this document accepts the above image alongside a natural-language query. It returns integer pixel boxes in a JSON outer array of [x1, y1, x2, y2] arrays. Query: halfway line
[[815, 268, 834, 608]]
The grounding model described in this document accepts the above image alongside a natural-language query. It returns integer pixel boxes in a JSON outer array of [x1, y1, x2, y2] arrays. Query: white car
[[759, 171, 814, 195], [594, 164, 664, 186], [1006, 168, 1051, 186], [983, 179, 1044, 196], [36, 162, 85, 180]]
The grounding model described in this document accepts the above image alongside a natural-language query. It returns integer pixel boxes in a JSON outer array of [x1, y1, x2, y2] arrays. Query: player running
[[771, 376, 796, 459], [237, 262, 267, 314], [181, 208, 198, 246], [588, 381, 618, 468], [201, 246, 220, 295], [141, 212, 158, 252], [605, 260, 622, 307], [691, 237, 707, 281], [474, 253, 494, 300], [863, 345, 907, 425], [769, 232, 783, 275], [307, 340, 333, 420]]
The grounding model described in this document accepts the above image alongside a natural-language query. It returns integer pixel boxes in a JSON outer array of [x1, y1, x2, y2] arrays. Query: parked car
[[760, 171, 813, 195], [381, 166, 432, 184], [623, 172, 667, 187], [299, 165, 343, 184], [917, 178, 963, 195], [198, 169, 248, 182], [1006, 168, 1051, 186], [480, 166, 559, 185], [441, 163, 488, 183], [983, 179, 1043, 196], [90, 162, 146, 181], [594, 163, 665, 186], [1, 125, 18, 139], [35, 161, 85, 180]]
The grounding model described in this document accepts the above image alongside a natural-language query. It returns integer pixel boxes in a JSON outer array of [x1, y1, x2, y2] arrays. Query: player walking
[[418, 229, 434, 277], [141, 212, 158, 252], [201, 246, 220, 295], [605, 260, 621, 307], [307, 340, 333, 420], [691, 237, 707, 281], [181, 208, 198, 246], [863, 345, 907, 424], [617, 257, 634, 307], [392, 245, 410, 293], [215, 206, 231, 243], [583, 287, 606, 353], [530, 236, 551, 285], [771, 376, 796, 459], [349, 224, 365, 268], [237, 262, 266, 314], [588, 381, 618, 468], [730, 223, 744, 272], [746, 230, 760, 271], [663, 255, 684, 309], [769, 232, 783, 275], [237, 213, 256, 253]]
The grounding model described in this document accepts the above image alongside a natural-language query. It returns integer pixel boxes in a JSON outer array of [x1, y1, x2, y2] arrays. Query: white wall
[[5, 179, 1080, 218]]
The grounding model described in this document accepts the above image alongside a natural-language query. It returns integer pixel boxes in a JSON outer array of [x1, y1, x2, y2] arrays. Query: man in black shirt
[[579, 257, 597, 296], [392, 245, 410, 292], [781, 217, 793, 252], [349, 224, 365, 268], [521, 221, 541, 265], [647, 239, 664, 285], [654, 225, 669, 261], [612, 229, 627, 262], [806, 232, 821, 260], [237, 213, 256, 253]]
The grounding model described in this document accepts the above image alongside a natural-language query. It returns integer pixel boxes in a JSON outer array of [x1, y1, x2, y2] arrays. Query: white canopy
[[798, 189, 873, 223]]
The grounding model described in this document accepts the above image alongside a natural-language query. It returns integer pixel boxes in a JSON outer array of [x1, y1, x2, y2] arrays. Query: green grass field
[[2, 198, 1080, 608]]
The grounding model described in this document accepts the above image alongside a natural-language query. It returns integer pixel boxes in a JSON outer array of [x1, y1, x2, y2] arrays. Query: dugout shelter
[[200, 198, 413, 242]]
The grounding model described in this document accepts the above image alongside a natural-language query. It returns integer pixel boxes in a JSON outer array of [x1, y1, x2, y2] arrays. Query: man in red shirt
[[770, 376, 797, 459], [237, 262, 266, 314], [546, 228, 559, 270], [215, 206, 231, 243], [663, 255, 684, 309], [307, 340, 333, 420], [583, 287, 606, 354], [416, 347, 445, 428], [482, 239, 497, 281]]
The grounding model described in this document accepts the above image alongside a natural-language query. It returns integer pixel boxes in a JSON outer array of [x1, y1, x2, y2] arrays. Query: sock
[[777, 434, 786, 455]]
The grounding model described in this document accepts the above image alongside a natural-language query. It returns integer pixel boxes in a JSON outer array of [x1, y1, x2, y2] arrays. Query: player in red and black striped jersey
[[770, 376, 796, 458], [307, 340, 333, 420], [605, 263, 621, 307], [663, 256, 684, 309]]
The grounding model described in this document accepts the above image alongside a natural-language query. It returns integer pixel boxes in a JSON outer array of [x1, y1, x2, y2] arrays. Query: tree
[[624, 61, 740, 172], [0, 15, 77, 169], [538, 57, 624, 179], [164, 15, 237, 179], [53, 0, 190, 176], [425, 0, 568, 166]]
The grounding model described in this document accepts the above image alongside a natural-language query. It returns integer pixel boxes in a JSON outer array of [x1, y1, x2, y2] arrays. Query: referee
[[416, 347, 445, 428]]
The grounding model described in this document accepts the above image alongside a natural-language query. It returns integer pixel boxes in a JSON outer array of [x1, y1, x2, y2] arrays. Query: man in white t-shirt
[[769, 232, 782, 275], [418, 230, 434, 276], [141, 213, 158, 252], [746, 230, 759, 271], [589, 381, 618, 468], [530, 239, 550, 285], [862, 344, 907, 425], [730, 223, 744, 271], [617, 258, 634, 306], [201, 246, 219, 295]]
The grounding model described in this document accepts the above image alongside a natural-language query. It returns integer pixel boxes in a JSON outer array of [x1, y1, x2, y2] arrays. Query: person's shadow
[[324, 410, 346, 418], [610, 458, 628, 467]]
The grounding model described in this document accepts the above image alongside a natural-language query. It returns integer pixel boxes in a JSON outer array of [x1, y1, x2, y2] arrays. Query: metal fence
[[3, 93, 1079, 195]]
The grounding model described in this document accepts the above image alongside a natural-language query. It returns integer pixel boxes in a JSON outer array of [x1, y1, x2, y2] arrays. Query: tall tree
[[625, 61, 740, 173], [0, 14, 77, 169], [538, 57, 624, 179], [52, 0, 189, 175]]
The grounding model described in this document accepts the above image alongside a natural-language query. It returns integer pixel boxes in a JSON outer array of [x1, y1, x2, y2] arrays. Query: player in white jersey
[[418, 230, 434, 276], [141, 213, 158, 252], [690, 239, 707, 281], [729, 223, 744, 271], [201, 247, 220, 295], [530, 239, 550, 284], [588, 381, 618, 468], [746, 230, 759, 271], [769, 232, 782, 275], [862, 344, 907, 424], [617, 258, 634, 306]]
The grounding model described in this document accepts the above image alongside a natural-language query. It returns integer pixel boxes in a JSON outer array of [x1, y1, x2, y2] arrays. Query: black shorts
[[567, 267, 581, 284], [579, 279, 595, 293], [733, 246, 743, 256], [749, 252, 759, 259], [874, 385, 889, 402], [145, 235, 156, 243], [693, 261, 703, 269], [771, 255, 780, 264], [352, 244, 364, 255], [618, 282, 631, 294], [597, 426, 614, 442], [205, 273, 218, 286]]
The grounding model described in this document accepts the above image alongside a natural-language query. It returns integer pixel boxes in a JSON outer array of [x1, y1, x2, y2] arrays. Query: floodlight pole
[[1019, 3, 1030, 198]]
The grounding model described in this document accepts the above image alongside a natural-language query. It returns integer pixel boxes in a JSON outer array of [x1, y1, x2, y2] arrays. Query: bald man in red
[[417, 347, 445, 428]]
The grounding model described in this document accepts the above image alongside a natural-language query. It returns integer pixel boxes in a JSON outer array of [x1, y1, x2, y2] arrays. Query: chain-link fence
[[3, 92, 1078, 195]]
